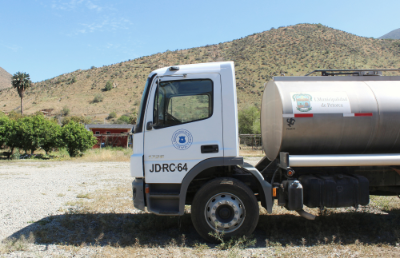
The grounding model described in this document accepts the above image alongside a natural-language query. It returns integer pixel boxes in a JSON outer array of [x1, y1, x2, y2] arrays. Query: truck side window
[[153, 79, 213, 128]]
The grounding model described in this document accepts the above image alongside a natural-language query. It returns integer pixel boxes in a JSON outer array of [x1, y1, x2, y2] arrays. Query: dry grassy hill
[[1, 23, 400, 122], [0, 67, 11, 91]]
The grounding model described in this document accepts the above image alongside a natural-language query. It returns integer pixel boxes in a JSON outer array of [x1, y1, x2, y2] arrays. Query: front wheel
[[191, 177, 259, 242]]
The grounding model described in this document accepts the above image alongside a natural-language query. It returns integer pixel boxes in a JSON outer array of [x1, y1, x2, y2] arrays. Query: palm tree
[[12, 72, 32, 115]]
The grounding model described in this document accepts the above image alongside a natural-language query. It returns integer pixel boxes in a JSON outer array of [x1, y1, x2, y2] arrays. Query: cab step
[[146, 183, 181, 216]]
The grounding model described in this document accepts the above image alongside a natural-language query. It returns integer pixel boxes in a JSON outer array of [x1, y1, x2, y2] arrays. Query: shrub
[[104, 81, 113, 91], [61, 106, 70, 116], [92, 94, 103, 103], [7, 110, 23, 121], [107, 111, 117, 120], [61, 116, 91, 126], [116, 115, 130, 124], [61, 121, 97, 157], [113, 114, 136, 124]]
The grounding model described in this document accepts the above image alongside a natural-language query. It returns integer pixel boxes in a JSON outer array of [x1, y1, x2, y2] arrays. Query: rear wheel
[[191, 177, 259, 242]]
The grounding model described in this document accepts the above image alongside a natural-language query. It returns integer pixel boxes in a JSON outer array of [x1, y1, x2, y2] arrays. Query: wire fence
[[239, 134, 263, 151]]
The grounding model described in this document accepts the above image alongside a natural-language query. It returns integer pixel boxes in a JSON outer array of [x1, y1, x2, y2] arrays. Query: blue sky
[[0, 0, 399, 82]]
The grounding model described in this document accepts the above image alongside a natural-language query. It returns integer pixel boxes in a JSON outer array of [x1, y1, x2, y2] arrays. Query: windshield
[[134, 74, 156, 133]]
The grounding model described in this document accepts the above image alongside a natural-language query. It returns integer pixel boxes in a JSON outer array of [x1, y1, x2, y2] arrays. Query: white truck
[[130, 61, 400, 242]]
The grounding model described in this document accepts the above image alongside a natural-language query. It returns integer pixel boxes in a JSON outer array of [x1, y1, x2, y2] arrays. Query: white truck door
[[143, 73, 223, 184]]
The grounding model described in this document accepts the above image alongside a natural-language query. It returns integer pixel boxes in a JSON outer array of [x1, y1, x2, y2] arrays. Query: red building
[[85, 124, 134, 149]]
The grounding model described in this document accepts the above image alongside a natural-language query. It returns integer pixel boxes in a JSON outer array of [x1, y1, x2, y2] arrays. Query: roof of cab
[[149, 61, 234, 77]]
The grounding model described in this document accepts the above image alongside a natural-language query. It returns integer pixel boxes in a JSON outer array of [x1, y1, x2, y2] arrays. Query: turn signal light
[[272, 187, 277, 197], [145, 186, 150, 194]]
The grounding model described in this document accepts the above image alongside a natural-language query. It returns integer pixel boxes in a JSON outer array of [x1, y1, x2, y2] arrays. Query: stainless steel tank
[[261, 76, 400, 161]]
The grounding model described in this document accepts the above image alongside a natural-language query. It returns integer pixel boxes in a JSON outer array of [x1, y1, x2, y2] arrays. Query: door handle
[[201, 145, 219, 153]]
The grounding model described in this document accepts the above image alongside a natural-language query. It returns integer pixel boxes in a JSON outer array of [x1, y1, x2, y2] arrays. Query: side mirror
[[146, 121, 153, 130]]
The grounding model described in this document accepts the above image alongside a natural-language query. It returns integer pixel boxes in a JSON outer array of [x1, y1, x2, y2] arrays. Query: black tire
[[191, 177, 259, 242]]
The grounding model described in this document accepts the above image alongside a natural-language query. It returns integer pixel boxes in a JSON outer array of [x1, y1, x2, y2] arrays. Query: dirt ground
[[0, 159, 399, 257]]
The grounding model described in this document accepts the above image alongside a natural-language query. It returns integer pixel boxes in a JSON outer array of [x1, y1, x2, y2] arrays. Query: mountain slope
[[0, 67, 12, 90], [1, 23, 400, 122], [379, 28, 400, 39]]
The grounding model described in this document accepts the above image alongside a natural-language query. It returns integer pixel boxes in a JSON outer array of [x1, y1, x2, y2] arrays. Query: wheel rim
[[204, 192, 246, 233]]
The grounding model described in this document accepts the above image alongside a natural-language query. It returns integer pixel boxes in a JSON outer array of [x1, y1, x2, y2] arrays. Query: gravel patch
[[0, 161, 131, 241], [0, 158, 262, 257]]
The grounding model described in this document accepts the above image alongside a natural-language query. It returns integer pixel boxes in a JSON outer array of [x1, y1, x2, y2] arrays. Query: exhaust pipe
[[296, 209, 316, 220]]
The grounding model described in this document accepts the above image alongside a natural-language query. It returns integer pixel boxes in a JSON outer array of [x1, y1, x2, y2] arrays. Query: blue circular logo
[[171, 129, 193, 150]]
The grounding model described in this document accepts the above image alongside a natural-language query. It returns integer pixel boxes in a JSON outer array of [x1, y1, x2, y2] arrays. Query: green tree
[[18, 114, 46, 154], [238, 105, 260, 134], [252, 116, 261, 134], [12, 72, 32, 115], [40, 119, 63, 155], [61, 121, 97, 157], [0, 116, 12, 148], [2, 114, 63, 155], [3, 119, 21, 155]]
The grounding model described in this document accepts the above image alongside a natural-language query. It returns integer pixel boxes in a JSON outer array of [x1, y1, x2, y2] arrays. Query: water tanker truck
[[130, 61, 400, 241]]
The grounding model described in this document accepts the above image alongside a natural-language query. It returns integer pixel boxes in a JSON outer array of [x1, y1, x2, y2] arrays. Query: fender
[[178, 157, 273, 214]]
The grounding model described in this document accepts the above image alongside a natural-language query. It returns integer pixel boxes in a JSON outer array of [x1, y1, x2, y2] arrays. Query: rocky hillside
[[1, 24, 400, 122], [380, 28, 400, 39], [0, 67, 11, 90]]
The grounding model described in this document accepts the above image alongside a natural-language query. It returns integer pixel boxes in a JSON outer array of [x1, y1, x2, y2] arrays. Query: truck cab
[[130, 62, 270, 241], [131, 62, 240, 184]]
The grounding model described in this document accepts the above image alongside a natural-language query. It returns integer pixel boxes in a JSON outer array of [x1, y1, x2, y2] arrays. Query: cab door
[[143, 73, 223, 184]]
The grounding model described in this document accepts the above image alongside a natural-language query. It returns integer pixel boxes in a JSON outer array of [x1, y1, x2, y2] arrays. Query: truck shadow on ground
[[6, 208, 400, 248]]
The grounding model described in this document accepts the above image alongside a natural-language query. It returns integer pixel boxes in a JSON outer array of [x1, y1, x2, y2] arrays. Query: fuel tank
[[261, 76, 400, 161]]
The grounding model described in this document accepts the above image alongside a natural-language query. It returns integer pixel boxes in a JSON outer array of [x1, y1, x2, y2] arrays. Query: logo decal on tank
[[287, 118, 295, 127], [292, 93, 312, 112], [172, 129, 193, 150]]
